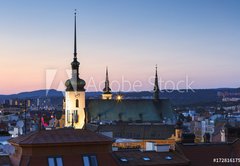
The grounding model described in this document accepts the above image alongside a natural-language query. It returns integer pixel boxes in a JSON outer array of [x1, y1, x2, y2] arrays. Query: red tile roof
[[177, 139, 240, 166], [9, 128, 113, 146], [113, 150, 190, 166]]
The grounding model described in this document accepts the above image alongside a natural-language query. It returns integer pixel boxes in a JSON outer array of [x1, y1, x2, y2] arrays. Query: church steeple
[[153, 65, 160, 100], [65, 10, 86, 91], [102, 66, 112, 100], [63, 10, 86, 129], [103, 67, 111, 93]]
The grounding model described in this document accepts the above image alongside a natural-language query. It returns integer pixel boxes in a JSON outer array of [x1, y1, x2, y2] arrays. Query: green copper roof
[[86, 99, 176, 122]]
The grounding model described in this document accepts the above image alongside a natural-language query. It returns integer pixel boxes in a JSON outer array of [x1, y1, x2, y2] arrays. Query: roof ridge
[[20, 131, 39, 144], [173, 150, 190, 162], [92, 130, 114, 141]]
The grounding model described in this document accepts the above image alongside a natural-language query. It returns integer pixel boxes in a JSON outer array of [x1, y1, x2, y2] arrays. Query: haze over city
[[1, 0, 240, 94]]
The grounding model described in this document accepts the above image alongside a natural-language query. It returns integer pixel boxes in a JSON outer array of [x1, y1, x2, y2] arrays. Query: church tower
[[153, 65, 160, 100], [102, 67, 112, 99], [64, 11, 86, 129]]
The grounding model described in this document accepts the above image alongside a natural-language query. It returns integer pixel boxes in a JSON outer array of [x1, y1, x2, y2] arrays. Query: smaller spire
[[103, 66, 111, 94], [153, 64, 160, 100]]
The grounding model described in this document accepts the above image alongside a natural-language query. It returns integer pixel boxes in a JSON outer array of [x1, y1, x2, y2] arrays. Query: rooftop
[[9, 128, 114, 146], [177, 139, 240, 166], [87, 123, 175, 140], [86, 99, 175, 122], [113, 150, 190, 166]]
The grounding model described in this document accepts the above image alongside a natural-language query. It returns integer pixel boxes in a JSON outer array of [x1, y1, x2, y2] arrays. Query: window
[[120, 158, 128, 162], [67, 110, 70, 123], [48, 157, 63, 166], [143, 157, 151, 161], [83, 155, 98, 166], [74, 110, 78, 123], [76, 99, 79, 108], [165, 156, 172, 160], [83, 156, 90, 166]]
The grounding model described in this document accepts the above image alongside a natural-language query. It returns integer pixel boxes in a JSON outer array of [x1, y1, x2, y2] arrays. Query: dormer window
[[48, 157, 63, 166], [83, 155, 98, 166], [143, 157, 151, 161], [165, 156, 173, 160], [120, 158, 128, 162]]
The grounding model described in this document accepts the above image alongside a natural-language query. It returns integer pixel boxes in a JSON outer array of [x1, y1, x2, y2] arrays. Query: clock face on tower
[[75, 93, 80, 97]]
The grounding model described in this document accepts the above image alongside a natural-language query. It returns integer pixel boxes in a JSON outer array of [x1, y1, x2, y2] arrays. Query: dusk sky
[[0, 0, 240, 94]]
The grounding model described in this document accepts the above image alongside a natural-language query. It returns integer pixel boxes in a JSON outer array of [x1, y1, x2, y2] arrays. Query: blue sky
[[0, 0, 240, 94]]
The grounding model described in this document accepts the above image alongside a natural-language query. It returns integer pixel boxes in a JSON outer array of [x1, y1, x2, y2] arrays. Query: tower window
[[74, 110, 79, 123], [67, 110, 70, 123], [76, 99, 79, 108]]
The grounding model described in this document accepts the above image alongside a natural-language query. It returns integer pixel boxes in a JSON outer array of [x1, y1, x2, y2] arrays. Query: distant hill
[[0, 89, 63, 100], [0, 89, 102, 101], [1, 88, 240, 106]]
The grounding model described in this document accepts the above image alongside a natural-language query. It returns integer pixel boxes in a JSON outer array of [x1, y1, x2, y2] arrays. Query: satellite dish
[[17, 120, 24, 128]]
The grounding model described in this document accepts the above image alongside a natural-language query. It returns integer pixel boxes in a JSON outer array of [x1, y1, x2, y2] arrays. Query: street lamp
[[116, 95, 123, 102]]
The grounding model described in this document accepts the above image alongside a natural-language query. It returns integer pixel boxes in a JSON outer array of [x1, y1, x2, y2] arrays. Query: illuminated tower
[[64, 11, 86, 129], [153, 65, 160, 100], [102, 67, 112, 99]]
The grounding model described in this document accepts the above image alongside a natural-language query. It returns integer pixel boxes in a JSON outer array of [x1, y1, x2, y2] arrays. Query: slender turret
[[102, 67, 112, 99], [153, 65, 160, 100]]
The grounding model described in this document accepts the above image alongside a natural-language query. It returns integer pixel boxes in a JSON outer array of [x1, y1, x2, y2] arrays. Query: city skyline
[[1, 0, 240, 94]]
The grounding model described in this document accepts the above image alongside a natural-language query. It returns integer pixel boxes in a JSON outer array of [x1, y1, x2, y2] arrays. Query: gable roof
[[8, 129, 113, 146], [86, 99, 175, 122]]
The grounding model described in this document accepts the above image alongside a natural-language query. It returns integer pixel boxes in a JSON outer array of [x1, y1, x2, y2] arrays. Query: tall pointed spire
[[102, 66, 112, 99], [103, 66, 111, 94], [71, 9, 80, 79], [153, 64, 160, 100], [65, 10, 86, 92], [74, 9, 77, 59]]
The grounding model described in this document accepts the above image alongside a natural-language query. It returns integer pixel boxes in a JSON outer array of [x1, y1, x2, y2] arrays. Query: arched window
[[76, 99, 79, 108]]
